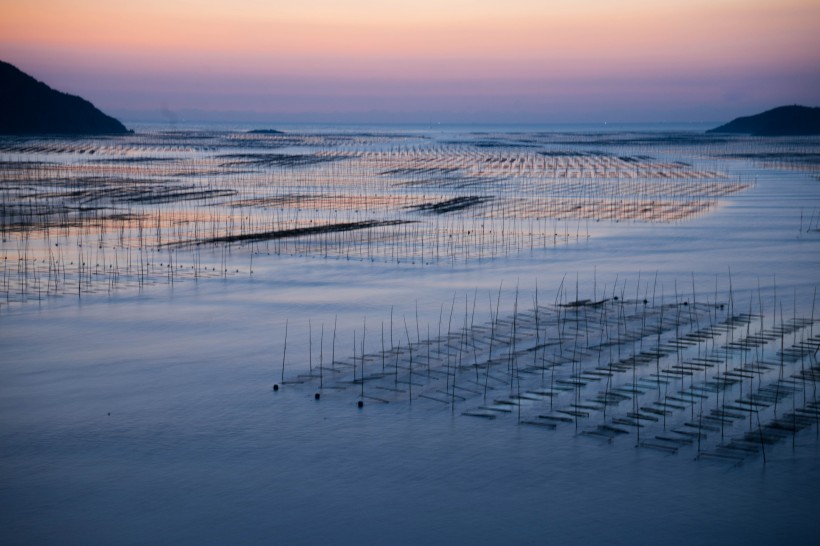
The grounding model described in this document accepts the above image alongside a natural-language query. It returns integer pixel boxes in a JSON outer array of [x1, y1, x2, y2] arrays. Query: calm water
[[1, 127, 819, 544]]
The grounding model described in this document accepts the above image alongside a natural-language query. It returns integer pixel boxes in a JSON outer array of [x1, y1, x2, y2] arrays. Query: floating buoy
[[314, 392, 321, 400], [273, 384, 279, 391], [357, 400, 364, 408]]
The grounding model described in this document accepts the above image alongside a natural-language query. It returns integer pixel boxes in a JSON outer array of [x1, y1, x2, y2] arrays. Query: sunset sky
[[2, 0, 819, 124]]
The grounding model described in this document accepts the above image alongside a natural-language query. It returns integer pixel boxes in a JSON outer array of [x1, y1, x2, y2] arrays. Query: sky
[[1, 0, 819, 124]]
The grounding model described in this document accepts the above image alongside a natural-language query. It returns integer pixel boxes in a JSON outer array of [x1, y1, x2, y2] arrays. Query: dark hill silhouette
[[0, 60, 130, 135], [707, 105, 820, 136]]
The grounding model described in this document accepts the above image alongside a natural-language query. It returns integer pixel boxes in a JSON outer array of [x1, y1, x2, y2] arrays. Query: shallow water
[[1, 129, 819, 544]]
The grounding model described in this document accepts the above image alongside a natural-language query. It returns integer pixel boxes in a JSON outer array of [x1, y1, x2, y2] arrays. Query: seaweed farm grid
[[2, 128, 819, 466], [277, 284, 820, 465], [0, 130, 758, 304], [3, 128, 820, 546]]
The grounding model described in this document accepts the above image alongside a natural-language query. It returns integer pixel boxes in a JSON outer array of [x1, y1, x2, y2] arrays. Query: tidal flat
[[1, 127, 819, 545]]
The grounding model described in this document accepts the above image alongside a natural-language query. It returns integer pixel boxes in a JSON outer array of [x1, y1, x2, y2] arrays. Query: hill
[[0, 60, 130, 135], [707, 105, 820, 136]]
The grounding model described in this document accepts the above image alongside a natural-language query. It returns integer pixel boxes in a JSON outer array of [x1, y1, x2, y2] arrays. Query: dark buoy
[[357, 400, 364, 408], [613, 296, 619, 301], [683, 301, 688, 306], [273, 384, 279, 391], [643, 299, 648, 305], [315, 392, 321, 400]]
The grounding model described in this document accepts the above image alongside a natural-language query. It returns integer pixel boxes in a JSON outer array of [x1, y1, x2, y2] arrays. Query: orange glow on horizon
[[2, 0, 818, 121], [4, 1, 818, 63]]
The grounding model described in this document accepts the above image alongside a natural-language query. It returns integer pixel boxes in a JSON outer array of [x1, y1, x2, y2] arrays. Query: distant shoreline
[[114, 120, 721, 134]]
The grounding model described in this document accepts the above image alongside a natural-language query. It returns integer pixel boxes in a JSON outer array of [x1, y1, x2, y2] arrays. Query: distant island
[[0, 60, 131, 135], [248, 129, 285, 134], [707, 105, 820, 136]]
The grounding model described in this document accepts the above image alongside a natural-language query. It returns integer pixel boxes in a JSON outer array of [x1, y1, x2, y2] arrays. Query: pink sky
[[2, 0, 819, 123]]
